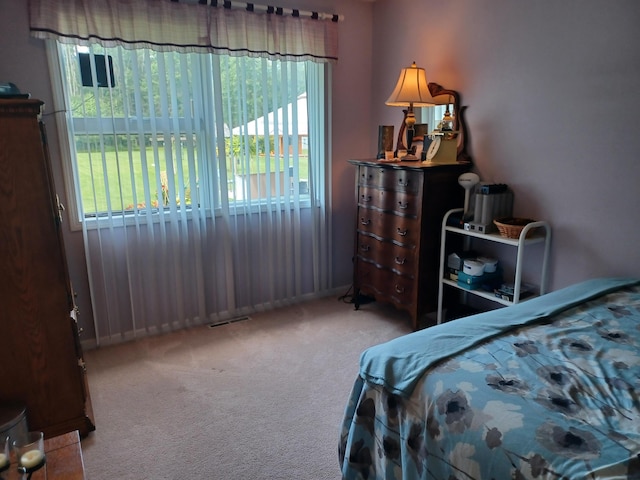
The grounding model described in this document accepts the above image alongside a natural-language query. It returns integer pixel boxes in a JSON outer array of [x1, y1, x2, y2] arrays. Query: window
[[37, 1, 335, 342], [56, 42, 319, 221]]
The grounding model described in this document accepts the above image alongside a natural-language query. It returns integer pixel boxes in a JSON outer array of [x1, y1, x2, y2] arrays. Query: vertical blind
[[47, 37, 331, 345], [35, 0, 337, 345]]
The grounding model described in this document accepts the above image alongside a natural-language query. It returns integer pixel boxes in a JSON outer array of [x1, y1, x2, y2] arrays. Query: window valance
[[28, 0, 339, 63]]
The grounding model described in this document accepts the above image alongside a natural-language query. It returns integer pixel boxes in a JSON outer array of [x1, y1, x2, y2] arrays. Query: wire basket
[[493, 217, 536, 239]]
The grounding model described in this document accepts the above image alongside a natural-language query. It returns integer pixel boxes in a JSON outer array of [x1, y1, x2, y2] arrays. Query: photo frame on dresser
[[411, 123, 429, 159], [376, 125, 395, 159], [421, 135, 434, 161]]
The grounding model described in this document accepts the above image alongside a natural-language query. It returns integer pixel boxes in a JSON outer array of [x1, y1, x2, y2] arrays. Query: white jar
[[463, 259, 485, 276]]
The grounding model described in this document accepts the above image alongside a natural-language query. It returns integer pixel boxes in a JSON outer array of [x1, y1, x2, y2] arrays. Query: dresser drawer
[[355, 261, 416, 306], [358, 166, 421, 194], [355, 234, 418, 276], [356, 208, 421, 246], [357, 186, 420, 216]]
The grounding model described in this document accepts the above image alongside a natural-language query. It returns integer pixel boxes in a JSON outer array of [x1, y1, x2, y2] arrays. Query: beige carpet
[[80, 294, 412, 479]]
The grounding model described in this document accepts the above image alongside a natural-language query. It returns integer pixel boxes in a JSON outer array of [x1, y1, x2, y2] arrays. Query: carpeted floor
[[80, 294, 412, 479]]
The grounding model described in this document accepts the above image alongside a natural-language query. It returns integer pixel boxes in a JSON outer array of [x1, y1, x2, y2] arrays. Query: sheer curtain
[[33, 0, 336, 345]]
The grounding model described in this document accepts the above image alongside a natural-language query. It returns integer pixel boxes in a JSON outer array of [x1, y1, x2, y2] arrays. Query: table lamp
[[385, 62, 436, 160]]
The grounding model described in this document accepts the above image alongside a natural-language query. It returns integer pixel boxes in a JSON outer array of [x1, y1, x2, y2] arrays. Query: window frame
[[46, 41, 320, 232]]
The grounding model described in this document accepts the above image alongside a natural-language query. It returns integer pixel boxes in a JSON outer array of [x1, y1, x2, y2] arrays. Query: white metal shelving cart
[[437, 208, 551, 324]]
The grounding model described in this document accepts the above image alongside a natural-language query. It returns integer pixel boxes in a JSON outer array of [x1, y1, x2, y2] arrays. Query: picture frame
[[376, 125, 394, 159], [410, 123, 429, 159]]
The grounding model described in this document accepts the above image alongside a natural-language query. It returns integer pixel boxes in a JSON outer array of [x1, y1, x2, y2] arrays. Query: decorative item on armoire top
[[385, 62, 436, 160], [0, 82, 29, 99]]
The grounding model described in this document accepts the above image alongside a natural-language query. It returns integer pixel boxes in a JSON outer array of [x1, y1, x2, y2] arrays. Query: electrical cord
[[338, 284, 355, 304], [337, 285, 375, 305]]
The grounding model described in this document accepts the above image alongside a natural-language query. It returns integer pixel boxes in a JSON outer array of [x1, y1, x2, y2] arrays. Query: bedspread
[[339, 279, 640, 479]]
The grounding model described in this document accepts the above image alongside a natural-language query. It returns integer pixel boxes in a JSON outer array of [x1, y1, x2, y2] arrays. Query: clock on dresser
[[348, 159, 469, 330]]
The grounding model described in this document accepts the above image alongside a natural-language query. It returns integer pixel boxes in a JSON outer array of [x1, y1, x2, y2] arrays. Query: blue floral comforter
[[339, 278, 640, 479]]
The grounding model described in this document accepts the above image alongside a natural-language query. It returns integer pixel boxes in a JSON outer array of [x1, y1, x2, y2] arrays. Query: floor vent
[[208, 316, 250, 328]]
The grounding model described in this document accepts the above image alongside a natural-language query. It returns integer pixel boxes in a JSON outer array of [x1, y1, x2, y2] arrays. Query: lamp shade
[[385, 62, 436, 107]]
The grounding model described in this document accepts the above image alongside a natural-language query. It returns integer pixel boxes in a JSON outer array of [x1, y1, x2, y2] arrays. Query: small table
[[4, 430, 85, 480]]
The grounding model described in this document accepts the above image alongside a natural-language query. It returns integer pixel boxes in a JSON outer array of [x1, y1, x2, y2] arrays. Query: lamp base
[[400, 153, 419, 161]]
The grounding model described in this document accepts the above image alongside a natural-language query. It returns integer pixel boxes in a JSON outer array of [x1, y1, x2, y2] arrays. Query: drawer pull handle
[[395, 256, 406, 265], [396, 227, 408, 236], [395, 284, 405, 294], [398, 178, 409, 187], [361, 195, 372, 203], [360, 245, 370, 252], [360, 218, 371, 226], [398, 201, 408, 210]]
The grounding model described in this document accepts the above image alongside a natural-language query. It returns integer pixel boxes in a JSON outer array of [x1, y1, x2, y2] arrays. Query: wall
[[370, 0, 640, 290], [0, 0, 373, 340]]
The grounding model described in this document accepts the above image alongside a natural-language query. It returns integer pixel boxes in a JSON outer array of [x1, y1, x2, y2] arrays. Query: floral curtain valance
[[28, 0, 339, 63]]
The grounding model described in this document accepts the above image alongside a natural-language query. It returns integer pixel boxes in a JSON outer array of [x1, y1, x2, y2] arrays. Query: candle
[[20, 449, 44, 469], [0, 452, 8, 468]]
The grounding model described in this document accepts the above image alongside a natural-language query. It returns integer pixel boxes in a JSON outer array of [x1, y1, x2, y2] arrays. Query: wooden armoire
[[0, 98, 95, 438]]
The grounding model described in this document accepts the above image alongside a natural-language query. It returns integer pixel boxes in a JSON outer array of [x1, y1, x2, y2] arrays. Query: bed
[[339, 277, 640, 479]]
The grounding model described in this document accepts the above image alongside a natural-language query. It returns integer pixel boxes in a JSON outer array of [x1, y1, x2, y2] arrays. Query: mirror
[[425, 83, 472, 163]]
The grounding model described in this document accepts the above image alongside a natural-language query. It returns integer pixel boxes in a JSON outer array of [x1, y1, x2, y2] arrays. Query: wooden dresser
[[348, 159, 468, 329], [0, 99, 95, 438]]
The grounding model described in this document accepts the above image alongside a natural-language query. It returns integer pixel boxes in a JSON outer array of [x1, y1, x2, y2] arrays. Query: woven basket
[[493, 217, 536, 239]]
